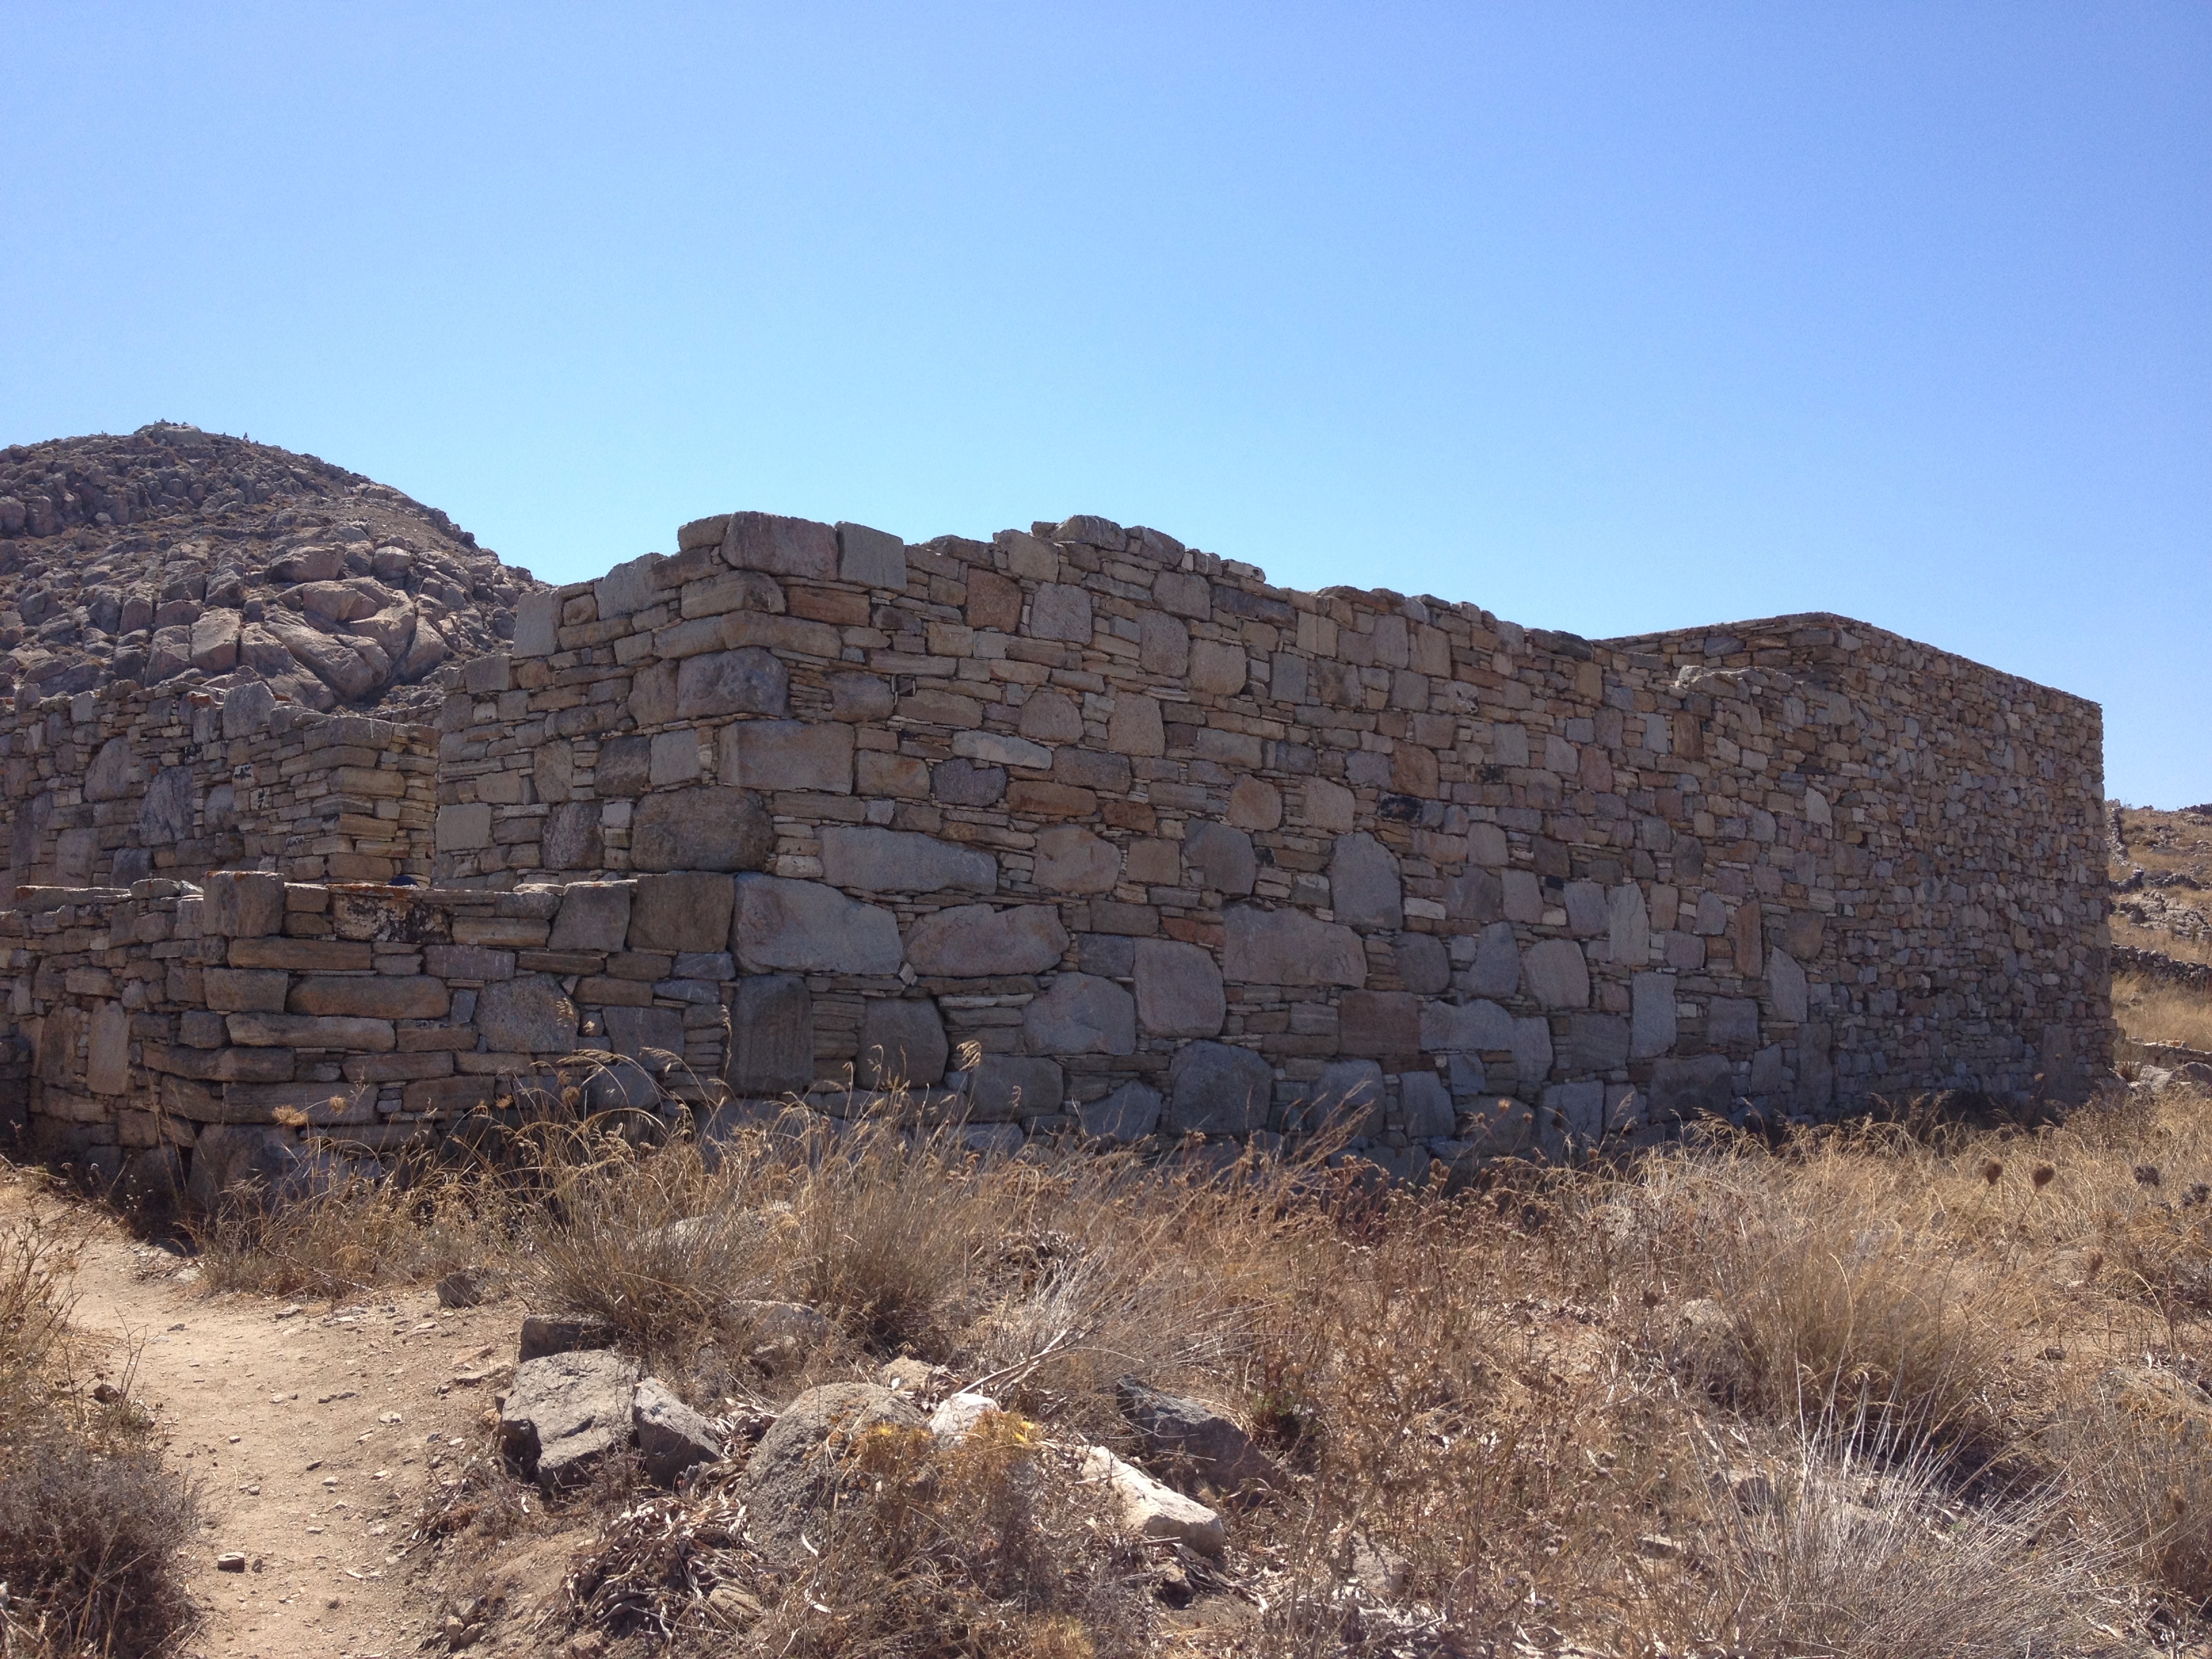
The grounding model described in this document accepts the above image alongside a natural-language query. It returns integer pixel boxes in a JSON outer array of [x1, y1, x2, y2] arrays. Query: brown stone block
[[224, 1080, 379, 1126], [1088, 901, 1161, 937], [341, 1051, 457, 1082], [719, 611, 842, 660], [228, 1012, 396, 1052], [516, 950, 608, 974], [397, 1026, 483, 1052], [857, 752, 931, 798], [204, 967, 290, 1012], [629, 872, 735, 954], [1731, 899, 1763, 978], [403, 1075, 498, 1115], [967, 569, 1021, 632], [785, 584, 872, 626], [1007, 781, 1097, 819], [1391, 744, 1439, 797], [289, 975, 451, 1020], [1052, 749, 1132, 793], [453, 917, 552, 948], [142, 1043, 298, 1084], [1101, 800, 1157, 832], [577, 976, 658, 1006]]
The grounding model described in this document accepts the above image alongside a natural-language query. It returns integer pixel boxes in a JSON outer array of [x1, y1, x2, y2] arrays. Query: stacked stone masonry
[[1, 509, 2112, 1193], [2, 680, 434, 888]]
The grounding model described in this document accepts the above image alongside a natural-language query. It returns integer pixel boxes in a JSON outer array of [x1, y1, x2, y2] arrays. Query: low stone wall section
[[2, 680, 435, 888]]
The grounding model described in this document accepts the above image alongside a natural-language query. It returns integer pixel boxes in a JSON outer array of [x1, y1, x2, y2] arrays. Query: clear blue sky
[[3, 4, 2205, 804]]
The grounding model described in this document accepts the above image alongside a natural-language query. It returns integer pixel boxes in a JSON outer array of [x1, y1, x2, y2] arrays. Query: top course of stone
[[0, 424, 545, 720]]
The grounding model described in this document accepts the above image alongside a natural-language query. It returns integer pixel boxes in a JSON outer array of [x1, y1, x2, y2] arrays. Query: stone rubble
[[0, 423, 541, 720]]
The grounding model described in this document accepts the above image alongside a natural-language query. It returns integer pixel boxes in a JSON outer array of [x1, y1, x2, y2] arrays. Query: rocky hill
[[0, 423, 545, 721]]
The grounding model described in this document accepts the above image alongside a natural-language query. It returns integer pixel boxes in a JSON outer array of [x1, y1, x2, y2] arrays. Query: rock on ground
[[927, 1391, 1002, 1445], [499, 1349, 640, 1492], [1080, 1446, 1227, 1555], [632, 1377, 722, 1484], [1115, 1375, 1284, 1496], [739, 1382, 924, 1563]]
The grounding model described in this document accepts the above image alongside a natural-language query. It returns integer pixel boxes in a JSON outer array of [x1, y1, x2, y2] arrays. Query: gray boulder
[[904, 903, 1067, 977], [1079, 1081, 1162, 1144], [501, 1349, 640, 1492], [733, 874, 902, 974], [476, 975, 578, 1054], [1164, 1042, 1273, 1136], [741, 1383, 924, 1563], [634, 1377, 722, 1484], [630, 787, 775, 873], [1116, 1376, 1284, 1498], [1022, 972, 1136, 1055]]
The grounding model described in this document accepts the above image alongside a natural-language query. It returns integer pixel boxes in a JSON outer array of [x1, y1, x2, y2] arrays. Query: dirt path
[[8, 1185, 515, 1659]]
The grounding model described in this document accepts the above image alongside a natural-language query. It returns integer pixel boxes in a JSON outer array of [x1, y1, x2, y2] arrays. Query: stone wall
[[1, 680, 435, 890], [1, 507, 2114, 1194], [426, 509, 2108, 1156], [0, 873, 743, 1200]]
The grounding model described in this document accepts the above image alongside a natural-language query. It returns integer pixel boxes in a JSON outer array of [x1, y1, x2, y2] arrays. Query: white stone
[[928, 1391, 1002, 1446], [1609, 882, 1651, 965], [1631, 972, 1677, 1059], [953, 729, 1051, 770], [1080, 1446, 1225, 1555], [733, 875, 903, 975]]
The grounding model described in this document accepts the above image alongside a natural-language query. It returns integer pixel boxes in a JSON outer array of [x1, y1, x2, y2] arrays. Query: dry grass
[[1619, 1134, 2036, 1458], [1644, 1421, 2098, 1657], [0, 1208, 200, 1659], [2114, 916, 2212, 964], [2115, 968, 2212, 1052], [189, 1162, 520, 1302], [2054, 1376, 2212, 1609], [180, 1076, 2212, 1656]]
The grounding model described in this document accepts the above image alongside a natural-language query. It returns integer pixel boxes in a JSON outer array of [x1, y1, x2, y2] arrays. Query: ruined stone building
[[1, 508, 2112, 1197]]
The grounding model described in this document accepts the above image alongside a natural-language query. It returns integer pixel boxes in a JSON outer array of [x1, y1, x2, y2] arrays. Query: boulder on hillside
[[1079, 1446, 1226, 1555]]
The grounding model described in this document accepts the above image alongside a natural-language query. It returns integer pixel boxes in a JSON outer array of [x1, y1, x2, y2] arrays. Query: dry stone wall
[[424, 508, 2108, 1167], [1, 506, 2112, 1193], [0, 873, 740, 1201], [1, 681, 435, 890]]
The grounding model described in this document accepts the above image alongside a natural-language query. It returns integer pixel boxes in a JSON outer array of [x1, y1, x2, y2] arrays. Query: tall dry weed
[[2055, 1371, 2212, 1609], [192, 1162, 520, 1302], [1643, 1418, 2097, 1658], [0, 1210, 199, 1659], [521, 1122, 782, 1353], [1622, 1139, 2028, 1456]]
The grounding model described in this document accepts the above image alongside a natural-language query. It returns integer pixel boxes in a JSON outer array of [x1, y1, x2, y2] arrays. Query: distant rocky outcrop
[[0, 422, 545, 720]]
